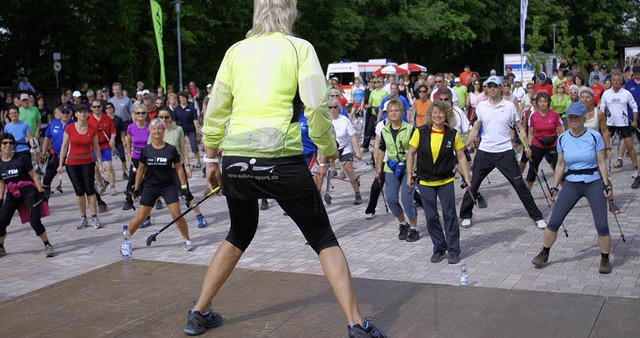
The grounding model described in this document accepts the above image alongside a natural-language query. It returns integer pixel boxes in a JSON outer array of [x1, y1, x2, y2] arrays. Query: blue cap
[[72, 103, 90, 112], [566, 102, 587, 117], [538, 72, 547, 80], [486, 76, 502, 86], [59, 104, 72, 112]]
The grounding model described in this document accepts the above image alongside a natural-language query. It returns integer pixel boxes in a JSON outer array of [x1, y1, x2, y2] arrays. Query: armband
[[203, 155, 219, 163]]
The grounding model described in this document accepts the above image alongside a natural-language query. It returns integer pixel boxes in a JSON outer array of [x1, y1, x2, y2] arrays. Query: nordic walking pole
[[536, 174, 551, 208], [460, 179, 477, 206], [146, 186, 220, 246], [377, 178, 389, 213], [324, 161, 333, 205], [602, 184, 626, 242]]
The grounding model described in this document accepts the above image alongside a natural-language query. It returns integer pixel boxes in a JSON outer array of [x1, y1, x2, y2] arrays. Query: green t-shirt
[[18, 106, 41, 135], [368, 89, 388, 109], [550, 94, 570, 116], [453, 86, 467, 109], [553, 77, 566, 89]]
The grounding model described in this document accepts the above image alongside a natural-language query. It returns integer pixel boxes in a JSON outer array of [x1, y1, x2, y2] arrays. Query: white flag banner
[[520, 0, 528, 79]]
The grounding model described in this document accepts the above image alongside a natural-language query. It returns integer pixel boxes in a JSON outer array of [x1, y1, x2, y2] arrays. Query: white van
[[326, 59, 393, 103]]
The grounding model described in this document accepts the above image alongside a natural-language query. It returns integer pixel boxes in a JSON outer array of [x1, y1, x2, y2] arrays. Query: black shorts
[[607, 125, 633, 139], [140, 185, 179, 206], [339, 152, 354, 163]]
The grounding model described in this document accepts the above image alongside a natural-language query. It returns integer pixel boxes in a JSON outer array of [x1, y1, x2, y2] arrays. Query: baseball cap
[[142, 89, 150, 95], [633, 65, 640, 73], [20, 93, 29, 100], [206, 83, 212, 88], [612, 64, 619, 69], [73, 102, 90, 112], [72, 90, 81, 97], [59, 104, 72, 112], [566, 102, 587, 117], [454, 77, 461, 83], [601, 64, 608, 69], [331, 76, 339, 82], [136, 91, 144, 96], [566, 71, 574, 77], [537, 72, 547, 80], [486, 76, 502, 86], [137, 81, 144, 87], [593, 74, 600, 80]]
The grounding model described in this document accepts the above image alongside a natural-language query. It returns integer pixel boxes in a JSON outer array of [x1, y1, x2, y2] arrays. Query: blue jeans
[[419, 182, 460, 255], [384, 172, 417, 221]]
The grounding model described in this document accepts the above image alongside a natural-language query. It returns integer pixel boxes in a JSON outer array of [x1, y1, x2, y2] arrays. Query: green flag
[[150, 0, 166, 89]]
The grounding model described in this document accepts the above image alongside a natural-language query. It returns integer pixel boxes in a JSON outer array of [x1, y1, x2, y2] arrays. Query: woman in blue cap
[[531, 102, 613, 274]]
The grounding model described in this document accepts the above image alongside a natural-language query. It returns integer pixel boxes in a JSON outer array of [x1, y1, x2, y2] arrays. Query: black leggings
[[66, 163, 96, 196], [0, 185, 46, 237], [225, 190, 339, 254], [42, 153, 60, 188], [525, 145, 558, 182], [125, 158, 141, 193]]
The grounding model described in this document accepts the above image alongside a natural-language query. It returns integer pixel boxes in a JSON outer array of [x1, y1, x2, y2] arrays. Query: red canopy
[[372, 65, 409, 76], [399, 63, 428, 72]]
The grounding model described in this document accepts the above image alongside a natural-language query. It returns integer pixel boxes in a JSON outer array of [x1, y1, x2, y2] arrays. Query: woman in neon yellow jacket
[[184, 1, 386, 337]]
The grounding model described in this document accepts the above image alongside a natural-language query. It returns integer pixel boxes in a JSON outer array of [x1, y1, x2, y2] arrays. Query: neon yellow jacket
[[202, 32, 336, 158]]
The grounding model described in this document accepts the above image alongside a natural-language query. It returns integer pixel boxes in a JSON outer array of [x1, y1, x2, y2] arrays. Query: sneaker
[[92, 217, 104, 229], [98, 202, 108, 213], [155, 199, 163, 210], [535, 219, 547, 229], [123, 173, 129, 180], [398, 223, 410, 240], [44, 244, 55, 257], [477, 194, 488, 208], [140, 217, 151, 228], [0, 246, 7, 257], [365, 213, 374, 220], [195, 162, 202, 169], [260, 199, 269, 210], [632, 171, 638, 179], [599, 257, 612, 274], [354, 192, 363, 205], [110, 187, 118, 196], [184, 309, 223, 336], [613, 159, 623, 168], [347, 317, 386, 338], [184, 240, 195, 251], [632, 177, 640, 189], [448, 254, 460, 265], [406, 228, 420, 242], [77, 216, 88, 230], [430, 251, 446, 263], [196, 215, 208, 229], [531, 250, 549, 268], [460, 218, 472, 228], [122, 198, 134, 211], [609, 201, 621, 214]]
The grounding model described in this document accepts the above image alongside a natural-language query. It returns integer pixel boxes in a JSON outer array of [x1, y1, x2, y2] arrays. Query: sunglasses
[[61, 111, 72, 114], [105, 106, 114, 109], [438, 98, 451, 101], [570, 92, 578, 95], [486, 83, 499, 88], [135, 112, 147, 115], [159, 115, 171, 119], [1, 141, 14, 145], [435, 80, 443, 83], [328, 106, 339, 109], [92, 105, 102, 108], [419, 90, 427, 93]]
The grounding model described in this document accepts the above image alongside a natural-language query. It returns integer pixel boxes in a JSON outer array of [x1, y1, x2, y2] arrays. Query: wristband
[[181, 184, 188, 190], [203, 155, 219, 163], [318, 163, 326, 167], [605, 147, 612, 150]]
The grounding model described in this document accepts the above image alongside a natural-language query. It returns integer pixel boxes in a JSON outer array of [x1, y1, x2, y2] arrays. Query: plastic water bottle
[[121, 225, 132, 261], [460, 260, 469, 286]]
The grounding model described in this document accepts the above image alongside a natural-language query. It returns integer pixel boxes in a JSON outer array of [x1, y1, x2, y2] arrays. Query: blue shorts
[[92, 147, 112, 162]]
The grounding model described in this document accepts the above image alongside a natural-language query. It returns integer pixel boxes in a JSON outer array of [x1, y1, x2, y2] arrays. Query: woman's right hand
[[56, 165, 62, 174]]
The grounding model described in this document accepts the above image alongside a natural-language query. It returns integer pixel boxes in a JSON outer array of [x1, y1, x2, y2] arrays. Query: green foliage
[[526, 15, 548, 74]]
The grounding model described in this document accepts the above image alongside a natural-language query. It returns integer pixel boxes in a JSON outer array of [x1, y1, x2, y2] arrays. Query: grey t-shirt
[[108, 96, 134, 123]]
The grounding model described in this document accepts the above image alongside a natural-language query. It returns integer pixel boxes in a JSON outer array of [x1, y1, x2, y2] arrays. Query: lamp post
[[552, 23, 556, 56], [173, 0, 184, 91]]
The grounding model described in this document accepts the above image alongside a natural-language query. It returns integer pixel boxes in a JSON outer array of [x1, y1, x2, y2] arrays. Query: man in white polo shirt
[[459, 76, 546, 229]]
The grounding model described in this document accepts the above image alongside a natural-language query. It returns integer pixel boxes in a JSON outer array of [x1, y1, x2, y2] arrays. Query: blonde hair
[[149, 118, 166, 130], [247, 0, 297, 37], [424, 101, 455, 127]]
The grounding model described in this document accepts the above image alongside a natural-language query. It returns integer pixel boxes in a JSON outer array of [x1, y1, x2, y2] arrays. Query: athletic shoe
[[110, 187, 118, 196], [98, 202, 108, 213], [406, 228, 420, 242], [184, 240, 195, 251], [196, 215, 208, 229], [44, 244, 56, 257], [348, 317, 386, 338], [184, 309, 223, 336], [0, 246, 6, 257], [460, 218, 472, 228], [632, 171, 638, 179], [123, 173, 129, 180], [140, 217, 151, 229], [354, 192, 363, 205], [430, 251, 446, 263], [448, 254, 460, 265], [195, 162, 202, 169], [531, 250, 549, 268], [599, 257, 612, 274], [535, 219, 548, 229], [92, 217, 104, 229], [477, 194, 488, 208], [613, 159, 623, 168], [77, 216, 88, 230], [122, 198, 134, 211], [632, 177, 640, 189], [365, 213, 374, 220], [398, 223, 410, 240], [155, 199, 163, 210], [260, 199, 269, 210]]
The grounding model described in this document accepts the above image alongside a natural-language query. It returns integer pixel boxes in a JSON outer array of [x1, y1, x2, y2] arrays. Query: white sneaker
[[632, 171, 638, 178], [536, 219, 547, 229], [365, 213, 374, 220], [110, 187, 118, 196], [184, 240, 195, 251], [461, 218, 472, 228]]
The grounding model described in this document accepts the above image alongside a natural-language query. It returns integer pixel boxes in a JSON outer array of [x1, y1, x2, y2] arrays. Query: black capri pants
[[525, 145, 558, 182], [185, 129, 199, 154], [66, 163, 96, 197], [42, 153, 60, 188], [547, 180, 609, 236], [0, 185, 47, 237]]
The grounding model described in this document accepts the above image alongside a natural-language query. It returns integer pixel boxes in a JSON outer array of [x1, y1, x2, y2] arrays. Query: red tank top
[[65, 124, 97, 165]]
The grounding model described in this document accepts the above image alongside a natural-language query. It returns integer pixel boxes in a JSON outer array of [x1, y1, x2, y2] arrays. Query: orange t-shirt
[[459, 71, 473, 86], [414, 99, 432, 127]]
